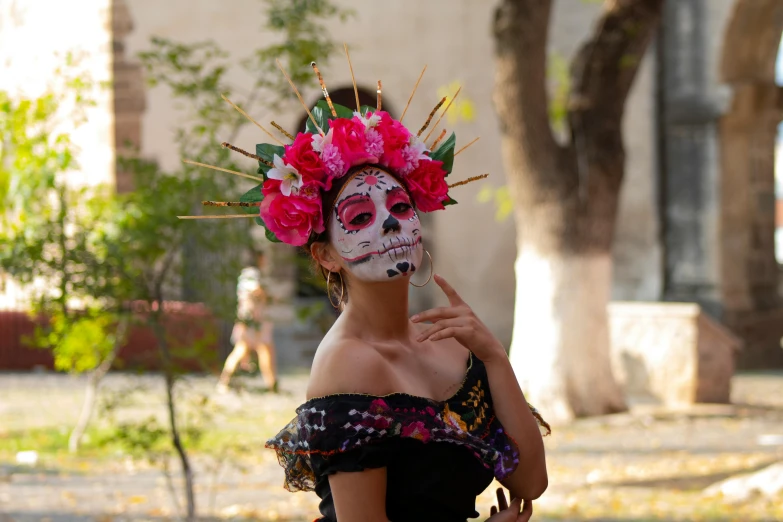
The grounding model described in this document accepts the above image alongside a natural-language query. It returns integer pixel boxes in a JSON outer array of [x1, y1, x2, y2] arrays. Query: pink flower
[[368, 399, 390, 415], [365, 128, 384, 158], [405, 159, 449, 212], [327, 118, 378, 170], [375, 112, 411, 172], [283, 133, 326, 184], [401, 420, 430, 443], [321, 143, 346, 178], [399, 136, 430, 176], [259, 180, 324, 246]]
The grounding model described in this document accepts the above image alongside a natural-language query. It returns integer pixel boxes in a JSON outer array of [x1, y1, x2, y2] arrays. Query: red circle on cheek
[[365, 175, 378, 186]]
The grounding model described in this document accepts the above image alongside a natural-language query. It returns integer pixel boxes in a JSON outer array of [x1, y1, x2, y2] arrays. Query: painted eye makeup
[[337, 195, 376, 232], [386, 188, 415, 220]]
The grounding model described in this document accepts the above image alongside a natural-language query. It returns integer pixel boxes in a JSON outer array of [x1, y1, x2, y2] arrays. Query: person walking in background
[[217, 250, 278, 393]]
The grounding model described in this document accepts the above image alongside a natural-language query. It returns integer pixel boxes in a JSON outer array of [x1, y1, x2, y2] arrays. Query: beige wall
[[119, 0, 666, 344]]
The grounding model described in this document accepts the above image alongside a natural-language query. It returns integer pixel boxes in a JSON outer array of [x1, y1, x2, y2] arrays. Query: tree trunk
[[493, 0, 664, 422], [152, 312, 196, 521], [68, 317, 128, 453], [507, 214, 625, 420], [164, 372, 196, 521]]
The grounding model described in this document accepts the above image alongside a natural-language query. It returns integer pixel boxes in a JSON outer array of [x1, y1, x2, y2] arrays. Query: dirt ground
[[1, 368, 782, 522]]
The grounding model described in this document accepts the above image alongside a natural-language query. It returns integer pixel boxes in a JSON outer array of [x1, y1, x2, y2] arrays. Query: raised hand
[[410, 274, 506, 363], [486, 488, 533, 522]]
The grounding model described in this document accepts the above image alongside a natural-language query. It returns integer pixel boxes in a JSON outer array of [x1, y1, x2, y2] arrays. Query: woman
[[217, 252, 278, 393], [189, 62, 550, 519], [252, 95, 550, 519]]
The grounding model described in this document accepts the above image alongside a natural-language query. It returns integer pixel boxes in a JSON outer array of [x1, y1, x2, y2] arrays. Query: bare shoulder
[[306, 337, 393, 400]]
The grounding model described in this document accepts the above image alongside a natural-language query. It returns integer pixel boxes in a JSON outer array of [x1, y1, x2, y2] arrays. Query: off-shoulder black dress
[[265, 354, 549, 522]]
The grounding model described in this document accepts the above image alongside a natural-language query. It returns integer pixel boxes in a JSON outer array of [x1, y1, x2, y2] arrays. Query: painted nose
[[382, 214, 401, 234]]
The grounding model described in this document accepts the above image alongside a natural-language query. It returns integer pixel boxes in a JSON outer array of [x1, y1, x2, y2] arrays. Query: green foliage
[[0, 66, 131, 373], [307, 100, 332, 134], [244, 0, 354, 103], [109, 416, 170, 460], [34, 312, 120, 373], [436, 82, 475, 125], [477, 185, 514, 222], [430, 132, 456, 175], [331, 101, 354, 119], [548, 51, 570, 136], [255, 143, 285, 175]]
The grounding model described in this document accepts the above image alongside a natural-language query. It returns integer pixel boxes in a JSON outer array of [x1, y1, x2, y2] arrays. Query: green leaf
[[360, 105, 375, 116], [432, 132, 456, 157], [255, 143, 285, 175], [430, 132, 456, 175], [307, 102, 331, 134], [326, 100, 354, 119], [443, 196, 458, 207], [239, 183, 264, 215]]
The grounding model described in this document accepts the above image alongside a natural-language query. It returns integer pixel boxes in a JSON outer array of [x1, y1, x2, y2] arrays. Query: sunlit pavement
[[1, 369, 782, 521]]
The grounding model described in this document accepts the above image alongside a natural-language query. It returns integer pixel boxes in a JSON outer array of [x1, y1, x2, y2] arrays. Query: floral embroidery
[[442, 403, 468, 433], [461, 380, 488, 431], [265, 355, 550, 493], [401, 420, 431, 442]]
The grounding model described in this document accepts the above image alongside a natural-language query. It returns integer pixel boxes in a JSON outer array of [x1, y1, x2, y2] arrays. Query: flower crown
[[254, 102, 459, 246], [179, 55, 487, 246]]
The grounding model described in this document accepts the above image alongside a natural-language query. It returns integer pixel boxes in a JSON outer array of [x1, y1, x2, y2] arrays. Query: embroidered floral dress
[[266, 354, 550, 522]]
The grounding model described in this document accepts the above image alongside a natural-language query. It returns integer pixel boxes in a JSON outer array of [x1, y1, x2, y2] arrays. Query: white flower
[[311, 133, 324, 153], [407, 134, 430, 161], [266, 154, 302, 197], [399, 135, 431, 176], [353, 111, 381, 129]]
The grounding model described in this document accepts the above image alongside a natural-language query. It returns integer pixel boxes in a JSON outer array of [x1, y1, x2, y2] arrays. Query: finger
[[410, 306, 461, 323], [490, 506, 497, 516], [417, 318, 468, 341], [517, 500, 533, 522], [428, 326, 472, 343], [496, 488, 508, 511], [434, 274, 465, 306]]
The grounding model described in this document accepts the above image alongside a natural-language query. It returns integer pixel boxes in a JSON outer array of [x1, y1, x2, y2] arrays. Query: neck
[[341, 276, 413, 341]]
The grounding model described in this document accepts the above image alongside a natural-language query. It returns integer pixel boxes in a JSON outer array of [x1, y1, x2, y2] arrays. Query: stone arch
[[718, 0, 783, 366]]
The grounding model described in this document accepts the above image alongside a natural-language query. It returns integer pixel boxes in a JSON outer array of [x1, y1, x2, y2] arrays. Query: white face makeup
[[330, 166, 424, 282]]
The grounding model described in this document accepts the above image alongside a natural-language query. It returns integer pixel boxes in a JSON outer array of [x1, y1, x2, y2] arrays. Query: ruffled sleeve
[[265, 355, 550, 493], [310, 438, 392, 477]]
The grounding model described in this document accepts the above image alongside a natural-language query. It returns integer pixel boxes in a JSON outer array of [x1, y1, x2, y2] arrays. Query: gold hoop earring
[[410, 250, 433, 288], [326, 271, 345, 309]]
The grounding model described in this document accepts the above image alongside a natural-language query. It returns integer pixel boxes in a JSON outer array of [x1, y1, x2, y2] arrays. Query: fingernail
[[410, 314, 419, 322]]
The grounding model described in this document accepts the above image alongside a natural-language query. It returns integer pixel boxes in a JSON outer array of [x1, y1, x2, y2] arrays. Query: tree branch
[[568, 0, 664, 126]]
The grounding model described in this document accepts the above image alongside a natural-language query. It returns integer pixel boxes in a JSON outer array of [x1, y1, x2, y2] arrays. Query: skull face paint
[[330, 166, 424, 282]]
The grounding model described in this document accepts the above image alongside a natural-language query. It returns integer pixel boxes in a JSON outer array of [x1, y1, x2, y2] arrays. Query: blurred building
[[2, 0, 783, 368]]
